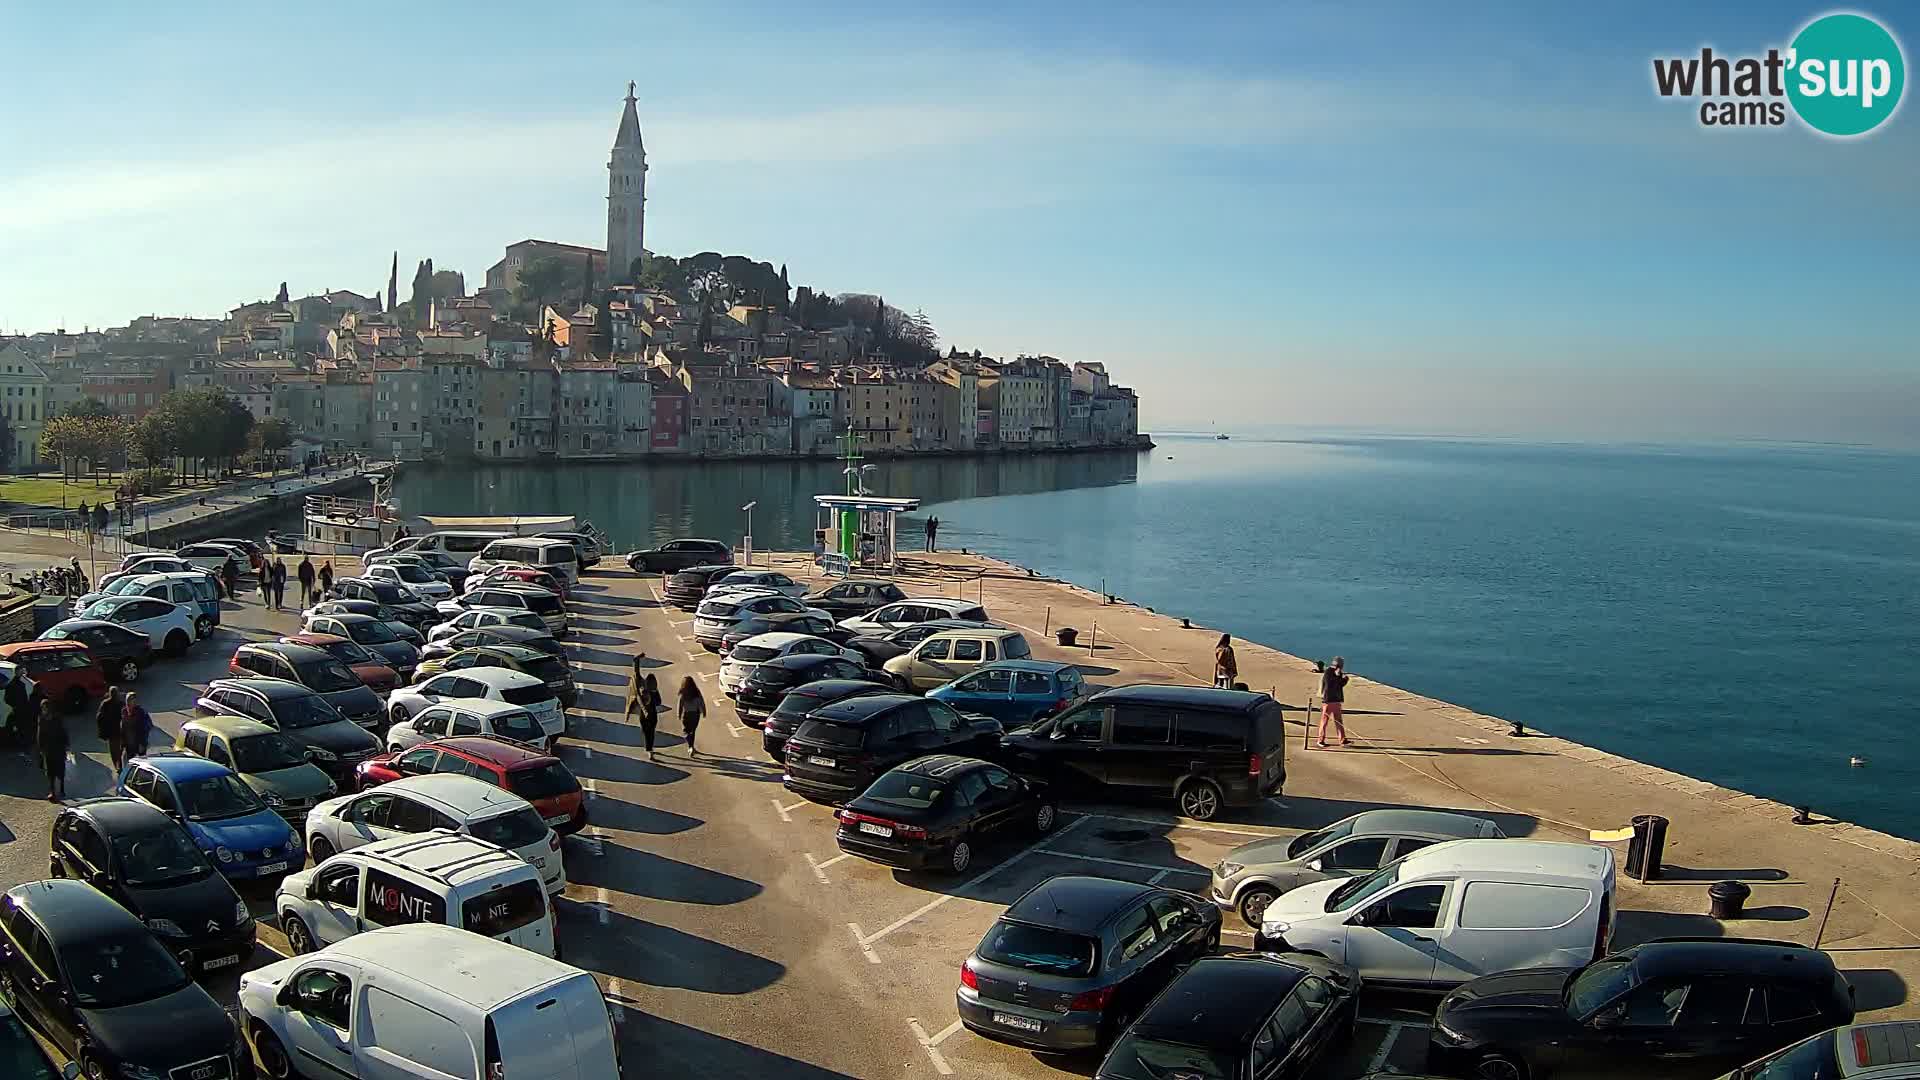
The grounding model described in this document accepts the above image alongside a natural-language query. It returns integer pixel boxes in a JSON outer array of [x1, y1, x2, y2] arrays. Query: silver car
[[1210, 808, 1503, 925]]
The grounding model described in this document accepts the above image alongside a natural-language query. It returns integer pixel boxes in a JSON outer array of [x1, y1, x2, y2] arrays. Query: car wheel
[[284, 915, 315, 954], [117, 658, 140, 682], [947, 838, 974, 874], [253, 1023, 295, 1080], [164, 630, 191, 657], [309, 836, 334, 864], [1237, 886, 1279, 928], [195, 614, 213, 639], [64, 686, 87, 712], [1033, 803, 1058, 834], [1176, 779, 1224, 821], [80, 1051, 109, 1080], [1472, 1054, 1529, 1080], [49, 858, 63, 878], [389, 704, 409, 726]]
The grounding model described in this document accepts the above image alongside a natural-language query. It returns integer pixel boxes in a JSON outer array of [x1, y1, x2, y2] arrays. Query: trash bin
[[1625, 814, 1670, 882], [1708, 880, 1752, 920], [1056, 627, 1078, 647]]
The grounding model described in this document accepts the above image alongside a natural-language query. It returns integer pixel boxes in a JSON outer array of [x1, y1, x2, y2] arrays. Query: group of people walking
[[6, 675, 150, 802], [224, 551, 330, 611], [624, 654, 706, 761], [1213, 635, 1351, 747]]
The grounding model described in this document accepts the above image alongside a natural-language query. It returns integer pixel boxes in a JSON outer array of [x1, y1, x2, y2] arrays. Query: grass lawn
[[0, 470, 283, 511]]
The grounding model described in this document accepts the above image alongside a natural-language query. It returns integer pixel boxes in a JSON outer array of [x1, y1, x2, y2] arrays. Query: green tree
[[515, 256, 574, 313], [251, 416, 294, 473], [40, 416, 83, 478], [130, 411, 176, 480], [63, 397, 115, 419]]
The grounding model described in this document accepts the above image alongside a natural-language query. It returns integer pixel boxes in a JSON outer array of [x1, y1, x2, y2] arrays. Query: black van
[[999, 685, 1286, 820]]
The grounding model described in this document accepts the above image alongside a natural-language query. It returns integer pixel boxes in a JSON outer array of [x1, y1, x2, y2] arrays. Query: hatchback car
[[465, 564, 570, 601], [803, 577, 909, 618], [363, 560, 454, 601], [303, 612, 423, 676], [718, 611, 856, 654], [305, 774, 566, 894], [704, 569, 808, 600], [97, 554, 204, 590], [837, 597, 991, 637], [418, 623, 564, 662], [959, 876, 1223, 1052], [0, 641, 106, 712], [928, 660, 1087, 726], [735, 653, 887, 724], [761, 678, 895, 761], [694, 592, 830, 649], [627, 537, 732, 573], [885, 627, 1035, 692], [663, 563, 749, 609], [38, 618, 152, 683], [1095, 952, 1360, 1080], [387, 667, 566, 744], [173, 542, 245, 577], [278, 632, 399, 695], [328, 577, 436, 628], [49, 798, 256, 975], [368, 549, 470, 589], [383, 699, 547, 754], [196, 678, 383, 790], [304, 600, 426, 646], [0, 879, 247, 1080], [78, 572, 220, 638], [837, 756, 1056, 874], [428, 606, 552, 642], [413, 643, 577, 706], [115, 754, 303, 883], [719, 631, 863, 695], [177, 716, 336, 827], [228, 642, 385, 731], [74, 594, 197, 656], [782, 693, 1003, 803], [355, 736, 588, 834]]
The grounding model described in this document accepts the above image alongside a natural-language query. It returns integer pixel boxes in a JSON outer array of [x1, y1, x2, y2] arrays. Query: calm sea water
[[291, 438, 1920, 837]]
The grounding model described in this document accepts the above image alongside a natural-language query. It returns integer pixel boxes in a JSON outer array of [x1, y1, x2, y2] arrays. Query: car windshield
[[177, 773, 268, 821], [1289, 818, 1356, 859], [231, 731, 311, 773], [1567, 958, 1638, 1017], [368, 582, 412, 603], [274, 692, 349, 730], [0, 1007, 60, 1080], [320, 639, 378, 665], [750, 665, 806, 688], [862, 771, 948, 810], [794, 719, 866, 748], [346, 619, 399, 644], [977, 921, 1097, 977], [522, 594, 562, 614], [498, 685, 554, 708], [1326, 861, 1402, 912], [103, 577, 146, 596], [59, 932, 191, 1008], [80, 599, 127, 620], [296, 660, 362, 692], [509, 613, 548, 631], [1742, 1029, 1840, 1080], [468, 807, 550, 850], [773, 689, 837, 719], [1100, 1035, 1235, 1080], [393, 565, 434, 583], [492, 709, 545, 742], [111, 827, 212, 887], [507, 761, 580, 800]]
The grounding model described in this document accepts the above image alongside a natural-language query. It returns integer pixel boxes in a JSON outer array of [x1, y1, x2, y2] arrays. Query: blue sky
[[2, 1, 1915, 444]]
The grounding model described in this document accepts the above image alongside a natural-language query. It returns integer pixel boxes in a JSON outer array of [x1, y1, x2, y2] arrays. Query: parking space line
[[696, 671, 715, 681], [594, 886, 612, 925], [907, 1018, 955, 1075], [861, 816, 1089, 950], [726, 723, 745, 738], [781, 799, 811, 815], [1035, 848, 1210, 877], [848, 923, 882, 964], [818, 853, 854, 868], [1365, 1021, 1405, 1072], [772, 798, 793, 822], [1079, 811, 1287, 838], [804, 852, 830, 884]]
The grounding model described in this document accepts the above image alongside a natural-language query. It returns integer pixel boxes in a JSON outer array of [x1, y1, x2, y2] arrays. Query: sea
[[278, 436, 1920, 839]]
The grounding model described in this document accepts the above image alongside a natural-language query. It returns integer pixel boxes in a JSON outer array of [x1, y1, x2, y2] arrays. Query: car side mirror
[[1306, 859, 1323, 873], [277, 983, 297, 1008], [1591, 1005, 1625, 1029]]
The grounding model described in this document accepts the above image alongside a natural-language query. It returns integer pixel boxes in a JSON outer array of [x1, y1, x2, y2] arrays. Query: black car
[[847, 619, 1001, 665], [1097, 952, 1360, 1080], [627, 538, 733, 574], [837, 755, 1056, 874], [663, 564, 749, 610], [0, 880, 249, 1080], [958, 875, 1222, 1052], [734, 653, 884, 724], [306, 601, 427, 647], [803, 578, 909, 618], [1429, 938, 1857, 1080], [1000, 685, 1288, 821], [49, 799, 256, 976], [195, 678, 381, 788], [305, 612, 425, 674], [39, 619, 153, 683], [782, 693, 1002, 803], [719, 611, 857, 654], [419, 624, 566, 662], [329, 578, 435, 628], [761, 679, 894, 761], [230, 643, 385, 731]]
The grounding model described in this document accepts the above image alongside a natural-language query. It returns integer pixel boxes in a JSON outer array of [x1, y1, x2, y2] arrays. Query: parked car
[[205, 536, 267, 572], [228, 641, 386, 731], [959, 876, 1223, 1052], [412, 643, 577, 707], [97, 554, 207, 590], [704, 568, 808, 600], [782, 693, 1003, 803], [304, 598, 426, 644], [533, 530, 604, 568], [38, 618, 152, 683], [428, 605, 553, 642], [196, 677, 383, 790], [694, 592, 830, 649], [378, 529, 509, 560], [470, 537, 580, 586], [1096, 951, 1361, 1080], [1258, 839, 1617, 990], [803, 577, 909, 618], [356, 736, 587, 834], [735, 653, 889, 724], [719, 631, 864, 695], [238, 924, 618, 1080], [836, 755, 1056, 874], [48, 798, 256, 975], [845, 618, 1002, 666], [0, 879, 248, 1080], [663, 564, 749, 609], [278, 632, 399, 694], [173, 542, 245, 577], [1430, 938, 1856, 1080], [74, 594, 197, 656], [387, 667, 566, 746], [928, 659, 1087, 726], [177, 716, 336, 828], [1212, 809, 1506, 926], [1714, 1020, 1917, 1080], [305, 774, 566, 894], [384, 699, 547, 754], [329, 577, 436, 628], [885, 627, 1034, 692], [0, 641, 105, 711], [437, 584, 569, 636], [1001, 684, 1288, 821], [276, 831, 555, 957], [465, 564, 569, 601], [761, 678, 895, 761], [719, 610, 857, 654], [0, 997, 69, 1080], [837, 597, 991, 637], [115, 754, 303, 884], [363, 560, 454, 601], [368, 549, 470, 589], [303, 611, 423, 676], [419, 623, 565, 663], [627, 537, 732, 573], [78, 572, 220, 638]]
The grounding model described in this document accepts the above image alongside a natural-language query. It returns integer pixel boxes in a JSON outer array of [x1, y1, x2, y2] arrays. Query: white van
[[277, 830, 556, 957], [470, 537, 580, 587], [387, 530, 511, 558], [239, 923, 620, 1080], [1257, 838, 1615, 989]]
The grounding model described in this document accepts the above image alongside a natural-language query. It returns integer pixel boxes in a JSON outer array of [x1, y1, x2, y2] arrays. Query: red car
[[0, 640, 108, 710], [354, 735, 588, 833], [279, 632, 399, 694], [470, 565, 569, 601]]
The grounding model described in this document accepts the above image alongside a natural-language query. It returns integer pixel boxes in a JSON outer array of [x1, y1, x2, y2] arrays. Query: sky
[[1, 1, 1915, 445]]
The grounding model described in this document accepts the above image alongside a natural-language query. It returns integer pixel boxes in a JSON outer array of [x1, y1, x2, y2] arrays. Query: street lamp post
[[741, 501, 757, 566]]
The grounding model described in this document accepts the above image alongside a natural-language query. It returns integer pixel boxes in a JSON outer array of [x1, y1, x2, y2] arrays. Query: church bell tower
[[607, 82, 648, 285]]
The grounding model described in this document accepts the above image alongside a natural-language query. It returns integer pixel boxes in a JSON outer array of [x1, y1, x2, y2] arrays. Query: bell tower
[[607, 81, 648, 285]]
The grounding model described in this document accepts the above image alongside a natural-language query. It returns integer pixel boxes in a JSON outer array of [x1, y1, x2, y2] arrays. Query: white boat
[[298, 474, 583, 555]]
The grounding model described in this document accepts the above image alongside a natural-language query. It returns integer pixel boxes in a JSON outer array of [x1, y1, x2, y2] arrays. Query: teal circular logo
[[1788, 13, 1906, 136]]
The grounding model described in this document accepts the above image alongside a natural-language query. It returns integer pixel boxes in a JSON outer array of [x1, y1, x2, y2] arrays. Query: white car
[[692, 592, 831, 650], [386, 668, 566, 743], [304, 773, 567, 894], [437, 584, 568, 637], [427, 607, 551, 642], [718, 631, 862, 695], [703, 569, 808, 600], [364, 561, 454, 601], [174, 541, 246, 575], [76, 593, 199, 655], [386, 699, 547, 752], [837, 598, 992, 637], [98, 555, 201, 590]]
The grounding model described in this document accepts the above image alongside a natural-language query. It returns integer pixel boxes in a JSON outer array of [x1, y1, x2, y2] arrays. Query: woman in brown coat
[[677, 676, 705, 758], [1213, 634, 1238, 689]]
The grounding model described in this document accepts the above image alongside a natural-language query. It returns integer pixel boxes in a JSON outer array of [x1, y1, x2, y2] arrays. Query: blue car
[[926, 660, 1087, 726], [115, 753, 302, 882]]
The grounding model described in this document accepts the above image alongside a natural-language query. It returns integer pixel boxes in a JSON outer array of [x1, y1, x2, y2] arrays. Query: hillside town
[[0, 84, 1142, 473]]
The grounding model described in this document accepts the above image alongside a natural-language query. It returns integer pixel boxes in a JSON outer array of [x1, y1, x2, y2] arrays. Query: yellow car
[[411, 644, 577, 707]]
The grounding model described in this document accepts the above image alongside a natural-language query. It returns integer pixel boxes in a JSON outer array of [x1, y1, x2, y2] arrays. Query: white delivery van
[[470, 537, 580, 587], [277, 830, 557, 957], [1258, 838, 1615, 989], [239, 923, 620, 1079]]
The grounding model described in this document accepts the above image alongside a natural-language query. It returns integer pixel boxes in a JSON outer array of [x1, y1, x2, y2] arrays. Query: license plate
[[257, 861, 289, 874], [993, 1012, 1043, 1033], [858, 822, 892, 837], [200, 953, 241, 970], [544, 814, 570, 825], [808, 755, 836, 768]]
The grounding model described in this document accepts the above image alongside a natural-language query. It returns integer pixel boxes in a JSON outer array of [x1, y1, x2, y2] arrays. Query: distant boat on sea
[[1216, 433, 1230, 441]]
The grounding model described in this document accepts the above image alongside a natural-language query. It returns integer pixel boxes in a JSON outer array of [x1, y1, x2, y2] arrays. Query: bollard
[[1043, 607, 1051, 636], [1056, 628, 1078, 647], [1708, 881, 1751, 920]]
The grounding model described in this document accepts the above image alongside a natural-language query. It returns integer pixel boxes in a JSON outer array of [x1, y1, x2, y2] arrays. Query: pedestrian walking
[[270, 557, 288, 610], [925, 516, 940, 552], [77, 500, 91, 533], [639, 674, 661, 761], [122, 691, 153, 760], [257, 561, 272, 606], [37, 700, 68, 802], [677, 676, 705, 757], [1317, 656, 1349, 747], [222, 559, 239, 601], [318, 560, 334, 597], [97, 686, 126, 772], [1213, 634, 1238, 689], [297, 556, 316, 606], [623, 652, 648, 716]]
